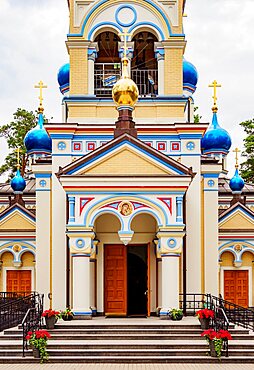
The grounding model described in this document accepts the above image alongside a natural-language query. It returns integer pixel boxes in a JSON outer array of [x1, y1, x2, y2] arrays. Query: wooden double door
[[104, 244, 150, 316], [6, 270, 31, 293], [224, 270, 249, 307]]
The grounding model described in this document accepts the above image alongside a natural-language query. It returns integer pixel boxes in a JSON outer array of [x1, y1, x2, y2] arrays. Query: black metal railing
[[94, 63, 158, 97], [22, 294, 44, 357], [0, 292, 33, 306], [210, 294, 254, 331], [0, 292, 42, 332]]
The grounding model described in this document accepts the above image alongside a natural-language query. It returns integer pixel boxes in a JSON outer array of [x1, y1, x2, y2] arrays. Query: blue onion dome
[[183, 58, 198, 95], [57, 63, 69, 95], [229, 167, 245, 194], [24, 114, 52, 155], [11, 168, 26, 194], [201, 112, 232, 156]]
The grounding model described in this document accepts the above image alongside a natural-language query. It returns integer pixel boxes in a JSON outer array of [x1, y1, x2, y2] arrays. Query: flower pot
[[32, 347, 40, 359], [62, 315, 73, 321], [209, 341, 217, 357], [45, 316, 57, 329], [199, 317, 210, 330]]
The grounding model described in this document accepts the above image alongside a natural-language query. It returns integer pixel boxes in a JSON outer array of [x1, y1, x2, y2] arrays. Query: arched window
[[94, 31, 121, 97], [131, 31, 158, 96]]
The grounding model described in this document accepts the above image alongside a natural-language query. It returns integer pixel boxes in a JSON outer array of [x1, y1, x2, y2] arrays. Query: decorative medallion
[[39, 180, 46, 188], [167, 238, 177, 248], [76, 239, 85, 249], [208, 180, 215, 187], [115, 5, 137, 27], [119, 201, 133, 216], [186, 141, 195, 151], [234, 244, 242, 252], [13, 244, 21, 253], [58, 141, 66, 150]]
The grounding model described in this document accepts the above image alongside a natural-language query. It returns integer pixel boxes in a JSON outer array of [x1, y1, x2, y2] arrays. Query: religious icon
[[119, 201, 132, 216]]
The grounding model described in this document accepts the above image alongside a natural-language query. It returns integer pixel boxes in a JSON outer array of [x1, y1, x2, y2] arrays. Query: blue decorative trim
[[203, 189, 218, 192], [35, 174, 52, 178], [66, 140, 186, 175], [88, 21, 123, 40], [203, 174, 220, 178], [128, 21, 165, 40], [115, 5, 137, 27]]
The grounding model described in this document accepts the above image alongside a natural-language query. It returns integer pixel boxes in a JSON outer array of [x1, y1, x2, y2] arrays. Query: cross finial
[[34, 80, 47, 113], [15, 148, 21, 169], [233, 147, 241, 169], [119, 29, 132, 59], [208, 80, 221, 113]]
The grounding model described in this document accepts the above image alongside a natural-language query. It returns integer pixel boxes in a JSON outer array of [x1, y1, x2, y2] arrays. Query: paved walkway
[[0, 365, 254, 369]]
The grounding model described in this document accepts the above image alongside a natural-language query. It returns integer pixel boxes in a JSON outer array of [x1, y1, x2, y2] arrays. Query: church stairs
[[0, 319, 254, 363]]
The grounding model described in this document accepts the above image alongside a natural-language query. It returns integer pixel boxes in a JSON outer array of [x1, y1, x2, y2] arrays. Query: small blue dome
[[11, 168, 26, 194], [201, 112, 232, 155], [24, 114, 52, 155], [57, 63, 69, 95], [183, 59, 198, 94], [229, 168, 245, 194]]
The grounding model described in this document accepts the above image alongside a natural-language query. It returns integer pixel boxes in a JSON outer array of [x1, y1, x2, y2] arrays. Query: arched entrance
[[94, 212, 157, 316]]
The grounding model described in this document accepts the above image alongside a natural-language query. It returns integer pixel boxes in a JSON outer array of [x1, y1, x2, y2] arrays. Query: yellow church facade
[[0, 0, 253, 316]]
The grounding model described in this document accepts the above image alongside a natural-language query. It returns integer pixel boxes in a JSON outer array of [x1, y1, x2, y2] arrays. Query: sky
[[0, 0, 253, 179]]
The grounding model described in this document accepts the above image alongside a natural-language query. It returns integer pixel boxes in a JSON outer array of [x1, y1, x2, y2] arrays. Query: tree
[[239, 118, 254, 183], [0, 108, 37, 180], [194, 106, 202, 123]]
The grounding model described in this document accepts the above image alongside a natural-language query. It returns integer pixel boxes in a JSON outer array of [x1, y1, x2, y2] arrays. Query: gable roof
[[0, 203, 35, 231], [57, 133, 194, 178], [219, 201, 254, 230]]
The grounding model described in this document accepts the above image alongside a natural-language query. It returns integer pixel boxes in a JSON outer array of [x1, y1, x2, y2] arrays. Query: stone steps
[[0, 318, 253, 363]]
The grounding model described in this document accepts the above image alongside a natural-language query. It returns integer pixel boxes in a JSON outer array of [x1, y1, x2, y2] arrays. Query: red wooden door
[[104, 245, 127, 316], [7, 271, 31, 293], [224, 270, 248, 307]]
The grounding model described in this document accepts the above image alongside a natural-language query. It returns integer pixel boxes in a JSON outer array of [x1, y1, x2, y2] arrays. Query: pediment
[[58, 134, 192, 178], [219, 206, 254, 230], [0, 205, 35, 231]]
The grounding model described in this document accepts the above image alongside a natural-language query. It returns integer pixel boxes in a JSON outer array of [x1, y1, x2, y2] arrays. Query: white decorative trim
[[220, 266, 252, 307], [3, 267, 35, 292]]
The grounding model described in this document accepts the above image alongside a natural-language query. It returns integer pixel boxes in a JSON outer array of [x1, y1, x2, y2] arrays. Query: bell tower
[[59, 0, 195, 124]]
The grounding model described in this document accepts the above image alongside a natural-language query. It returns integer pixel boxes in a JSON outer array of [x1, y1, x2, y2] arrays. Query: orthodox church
[[0, 0, 253, 317]]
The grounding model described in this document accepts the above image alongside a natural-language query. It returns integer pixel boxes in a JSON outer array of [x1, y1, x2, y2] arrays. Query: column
[[155, 47, 165, 95], [176, 196, 183, 223], [68, 196, 75, 223], [67, 229, 95, 318], [203, 174, 220, 295], [160, 254, 180, 317], [88, 46, 98, 95], [156, 229, 185, 318], [73, 255, 91, 316]]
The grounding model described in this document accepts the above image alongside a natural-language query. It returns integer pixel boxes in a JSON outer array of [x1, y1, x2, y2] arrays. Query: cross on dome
[[208, 80, 221, 113], [233, 147, 241, 169], [34, 80, 47, 113]]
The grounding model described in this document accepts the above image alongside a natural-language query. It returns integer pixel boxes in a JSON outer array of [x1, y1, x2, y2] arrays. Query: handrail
[[22, 294, 44, 357]]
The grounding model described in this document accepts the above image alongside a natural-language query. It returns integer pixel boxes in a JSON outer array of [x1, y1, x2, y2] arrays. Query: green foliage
[[0, 108, 37, 180], [194, 106, 202, 123], [239, 118, 254, 183]]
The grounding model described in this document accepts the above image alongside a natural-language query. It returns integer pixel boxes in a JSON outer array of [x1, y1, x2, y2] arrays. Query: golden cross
[[15, 148, 21, 169], [233, 147, 241, 168], [209, 80, 222, 108], [119, 29, 132, 59], [34, 80, 47, 111]]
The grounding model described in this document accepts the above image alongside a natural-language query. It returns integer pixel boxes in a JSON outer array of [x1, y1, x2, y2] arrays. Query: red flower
[[197, 309, 214, 319]]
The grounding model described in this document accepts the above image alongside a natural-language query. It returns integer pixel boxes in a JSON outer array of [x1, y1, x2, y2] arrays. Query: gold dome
[[112, 58, 139, 107]]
